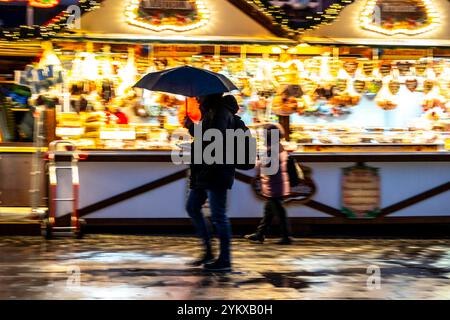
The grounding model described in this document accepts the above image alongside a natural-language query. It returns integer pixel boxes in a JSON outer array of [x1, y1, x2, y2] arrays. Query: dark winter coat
[[186, 95, 239, 190]]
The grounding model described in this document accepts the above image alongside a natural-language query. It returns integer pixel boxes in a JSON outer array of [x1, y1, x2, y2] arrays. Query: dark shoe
[[244, 233, 265, 243], [275, 237, 293, 245], [187, 253, 214, 267], [203, 259, 232, 272]]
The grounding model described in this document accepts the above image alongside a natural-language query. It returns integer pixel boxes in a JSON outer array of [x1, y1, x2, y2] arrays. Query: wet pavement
[[1, 235, 450, 299]]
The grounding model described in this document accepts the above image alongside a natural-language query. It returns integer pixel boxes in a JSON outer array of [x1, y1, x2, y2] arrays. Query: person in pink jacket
[[245, 123, 293, 245]]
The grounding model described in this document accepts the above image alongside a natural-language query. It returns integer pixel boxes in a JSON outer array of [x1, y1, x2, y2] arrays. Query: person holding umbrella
[[183, 93, 240, 272], [134, 66, 240, 272]]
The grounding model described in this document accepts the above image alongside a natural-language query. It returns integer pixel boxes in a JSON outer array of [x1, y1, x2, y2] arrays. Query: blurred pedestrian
[[184, 94, 240, 272], [245, 123, 293, 245]]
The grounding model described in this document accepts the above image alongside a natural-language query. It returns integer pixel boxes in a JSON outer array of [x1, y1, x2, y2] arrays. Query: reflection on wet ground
[[1, 235, 450, 299]]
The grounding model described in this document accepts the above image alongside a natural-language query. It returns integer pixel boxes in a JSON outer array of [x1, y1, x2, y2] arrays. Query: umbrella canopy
[[133, 65, 238, 97]]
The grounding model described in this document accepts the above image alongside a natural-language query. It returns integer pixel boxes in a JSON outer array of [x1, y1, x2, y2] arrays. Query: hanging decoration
[[117, 47, 137, 97], [375, 77, 398, 110]]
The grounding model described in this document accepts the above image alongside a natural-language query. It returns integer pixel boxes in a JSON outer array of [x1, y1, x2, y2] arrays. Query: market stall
[[1, 0, 298, 222], [1, 0, 449, 232]]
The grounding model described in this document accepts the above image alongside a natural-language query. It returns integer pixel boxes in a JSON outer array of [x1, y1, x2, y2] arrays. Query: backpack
[[232, 115, 256, 170]]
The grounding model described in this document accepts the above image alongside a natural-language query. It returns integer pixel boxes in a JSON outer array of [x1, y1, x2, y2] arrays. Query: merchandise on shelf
[[23, 43, 447, 152]]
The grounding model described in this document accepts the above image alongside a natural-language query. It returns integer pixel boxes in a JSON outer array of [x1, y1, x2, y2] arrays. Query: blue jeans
[[186, 188, 231, 263]]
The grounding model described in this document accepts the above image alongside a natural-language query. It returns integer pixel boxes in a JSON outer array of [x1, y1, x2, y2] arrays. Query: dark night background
[[0, 0, 348, 30], [262, 0, 350, 29], [0, 1, 80, 28]]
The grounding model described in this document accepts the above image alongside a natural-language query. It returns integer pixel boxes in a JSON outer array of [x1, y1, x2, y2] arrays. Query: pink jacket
[[257, 145, 290, 198]]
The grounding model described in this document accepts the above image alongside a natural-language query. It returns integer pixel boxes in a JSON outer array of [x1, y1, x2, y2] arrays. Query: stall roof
[[53, 0, 296, 46], [301, 0, 450, 48]]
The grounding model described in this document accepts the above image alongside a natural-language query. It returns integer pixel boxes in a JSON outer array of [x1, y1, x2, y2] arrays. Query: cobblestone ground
[[1, 235, 450, 299]]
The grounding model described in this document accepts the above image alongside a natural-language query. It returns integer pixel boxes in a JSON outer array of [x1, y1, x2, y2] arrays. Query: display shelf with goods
[[45, 44, 449, 153], [49, 42, 296, 150]]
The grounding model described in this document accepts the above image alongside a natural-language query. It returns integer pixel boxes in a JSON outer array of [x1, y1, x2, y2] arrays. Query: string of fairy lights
[[0, 0, 445, 41], [250, 0, 355, 35], [0, 0, 356, 41]]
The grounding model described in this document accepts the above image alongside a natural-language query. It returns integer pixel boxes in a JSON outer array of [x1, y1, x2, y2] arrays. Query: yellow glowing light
[[337, 68, 350, 79], [100, 45, 113, 78], [360, 0, 440, 36], [117, 48, 137, 97], [81, 53, 99, 81], [38, 42, 61, 70], [271, 47, 283, 54], [125, 0, 210, 32]]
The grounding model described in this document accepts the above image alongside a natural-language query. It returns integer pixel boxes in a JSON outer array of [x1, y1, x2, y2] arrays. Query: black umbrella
[[133, 65, 238, 97]]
